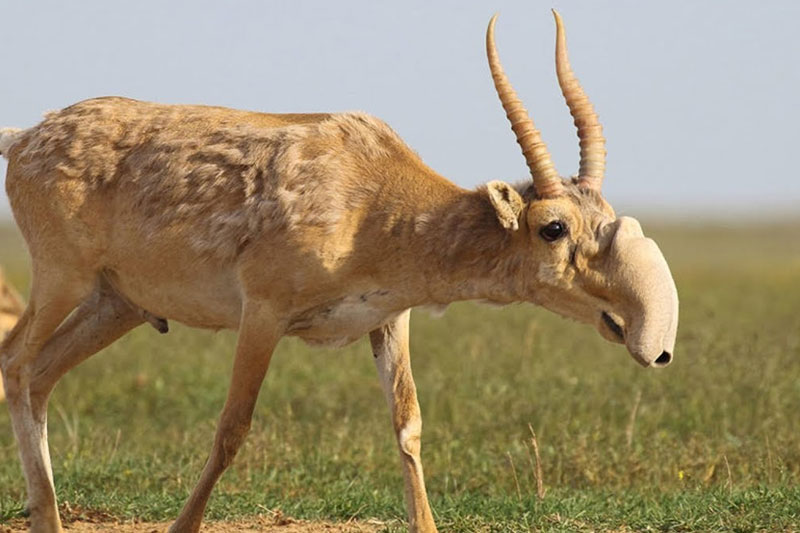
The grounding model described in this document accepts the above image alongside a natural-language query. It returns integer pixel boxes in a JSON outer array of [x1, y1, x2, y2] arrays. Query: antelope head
[[486, 11, 678, 367]]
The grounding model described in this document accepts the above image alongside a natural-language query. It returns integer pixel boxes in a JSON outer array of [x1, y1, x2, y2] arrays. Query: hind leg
[[1, 268, 94, 533], [25, 275, 145, 523]]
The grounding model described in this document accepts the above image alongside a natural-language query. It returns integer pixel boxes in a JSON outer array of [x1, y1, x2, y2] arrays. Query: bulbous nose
[[651, 351, 673, 368]]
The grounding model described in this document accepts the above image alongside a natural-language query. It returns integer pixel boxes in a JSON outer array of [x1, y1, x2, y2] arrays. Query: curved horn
[[487, 13, 563, 198], [553, 9, 606, 192]]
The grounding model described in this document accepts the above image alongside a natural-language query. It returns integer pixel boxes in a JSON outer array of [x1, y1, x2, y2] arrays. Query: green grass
[[1, 220, 799, 532]]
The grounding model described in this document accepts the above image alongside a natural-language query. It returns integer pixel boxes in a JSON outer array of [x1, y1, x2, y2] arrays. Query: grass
[[1, 219, 799, 532]]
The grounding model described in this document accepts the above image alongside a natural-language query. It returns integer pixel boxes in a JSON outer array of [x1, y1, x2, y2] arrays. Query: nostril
[[654, 351, 672, 367]]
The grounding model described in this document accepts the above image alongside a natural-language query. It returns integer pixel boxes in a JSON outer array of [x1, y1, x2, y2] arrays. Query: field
[[1, 220, 799, 532]]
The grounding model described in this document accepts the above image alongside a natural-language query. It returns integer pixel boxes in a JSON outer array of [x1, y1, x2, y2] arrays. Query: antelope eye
[[539, 221, 567, 242]]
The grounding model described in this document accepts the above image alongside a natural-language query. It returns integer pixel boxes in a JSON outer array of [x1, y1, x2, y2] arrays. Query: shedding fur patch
[[8, 98, 410, 261]]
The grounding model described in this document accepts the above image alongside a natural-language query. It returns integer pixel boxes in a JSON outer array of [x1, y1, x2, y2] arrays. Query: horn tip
[[552, 9, 565, 29]]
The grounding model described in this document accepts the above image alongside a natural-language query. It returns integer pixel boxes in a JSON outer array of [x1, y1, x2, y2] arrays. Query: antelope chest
[[287, 290, 400, 347]]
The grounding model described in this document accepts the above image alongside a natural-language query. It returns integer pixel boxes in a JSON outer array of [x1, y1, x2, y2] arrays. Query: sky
[[0, 1, 798, 220]]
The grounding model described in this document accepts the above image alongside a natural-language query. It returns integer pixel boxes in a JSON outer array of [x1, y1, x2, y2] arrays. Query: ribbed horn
[[552, 9, 606, 192], [487, 13, 563, 198]]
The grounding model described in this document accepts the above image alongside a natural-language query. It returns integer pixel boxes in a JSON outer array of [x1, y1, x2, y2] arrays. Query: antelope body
[[0, 12, 678, 533]]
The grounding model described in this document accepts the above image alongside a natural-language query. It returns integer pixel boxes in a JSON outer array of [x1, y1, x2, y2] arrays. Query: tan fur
[[0, 89, 676, 533]]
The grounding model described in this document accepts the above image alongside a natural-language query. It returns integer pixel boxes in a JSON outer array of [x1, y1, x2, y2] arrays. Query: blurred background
[[0, 2, 798, 531]]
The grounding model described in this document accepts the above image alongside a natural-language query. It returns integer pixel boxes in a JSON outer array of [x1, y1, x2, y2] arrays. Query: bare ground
[[3, 518, 386, 533], [2, 507, 387, 533]]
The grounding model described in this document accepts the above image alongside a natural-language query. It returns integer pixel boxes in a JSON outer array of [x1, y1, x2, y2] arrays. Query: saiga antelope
[[0, 268, 25, 402], [0, 11, 678, 533]]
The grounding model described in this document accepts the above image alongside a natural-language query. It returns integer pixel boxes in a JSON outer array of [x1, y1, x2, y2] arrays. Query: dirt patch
[[3, 517, 386, 533], [2, 507, 388, 533]]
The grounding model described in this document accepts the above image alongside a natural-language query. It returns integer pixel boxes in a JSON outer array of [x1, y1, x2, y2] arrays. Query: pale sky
[[1, 1, 798, 220]]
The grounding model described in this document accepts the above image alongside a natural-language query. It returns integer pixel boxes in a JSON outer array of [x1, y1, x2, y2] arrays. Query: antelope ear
[[486, 181, 524, 231]]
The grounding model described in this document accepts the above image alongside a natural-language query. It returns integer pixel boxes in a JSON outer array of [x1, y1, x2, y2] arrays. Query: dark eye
[[539, 221, 567, 242]]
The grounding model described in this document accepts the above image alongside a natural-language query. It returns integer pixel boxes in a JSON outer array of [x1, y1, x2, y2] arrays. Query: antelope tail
[[0, 128, 24, 159]]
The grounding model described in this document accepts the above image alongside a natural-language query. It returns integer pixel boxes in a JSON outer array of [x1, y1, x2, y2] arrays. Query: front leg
[[370, 310, 437, 533], [169, 299, 283, 533]]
